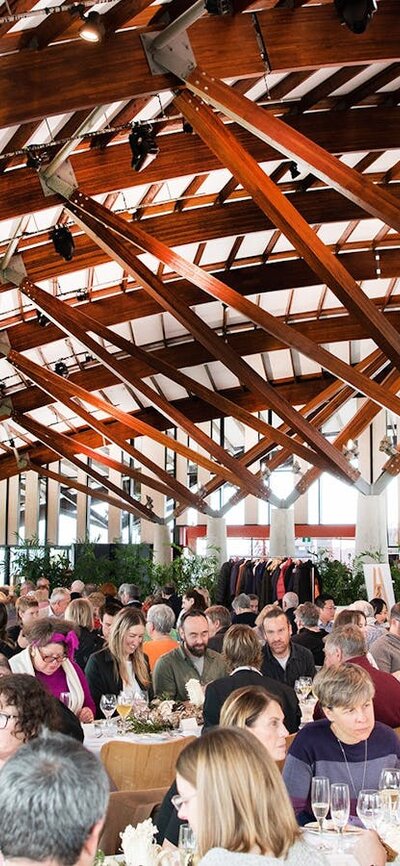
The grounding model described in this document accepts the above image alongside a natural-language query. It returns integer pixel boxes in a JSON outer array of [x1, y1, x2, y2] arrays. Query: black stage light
[[334, 0, 377, 33], [37, 311, 50, 327], [54, 361, 69, 378], [182, 119, 193, 134], [205, 0, 233, 14], [128, 123, 159, 172], [79, 10, 106, 42], [50, 226, 75, 262], [289, 161, 301, 180]]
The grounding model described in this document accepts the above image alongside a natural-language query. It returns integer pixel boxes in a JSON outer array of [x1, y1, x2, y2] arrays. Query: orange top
[[143, 636, 179, 671]]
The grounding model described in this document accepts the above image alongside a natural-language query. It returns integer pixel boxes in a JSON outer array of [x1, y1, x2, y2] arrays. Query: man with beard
[[153, 609, 226, 701], [261, 606, 315, 688]]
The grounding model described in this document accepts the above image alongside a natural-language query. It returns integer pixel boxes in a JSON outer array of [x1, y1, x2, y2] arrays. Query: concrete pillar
[[0, 479, 7, 545], [76, 464, 88, 541], [153, 523, 172, 565], [244, 425, 258, 525], [7, 476, 19, 544], [205, 516, 227, 567], [46, 462, 59, 545], [355, 492, 388, 561], [108, 447, 121, 542], [24, 470, 39, 539], [269, 507, 296, 557]]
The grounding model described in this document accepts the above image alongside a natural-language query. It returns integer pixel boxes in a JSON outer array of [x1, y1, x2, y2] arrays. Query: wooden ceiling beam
[[1, 106, 400, 222], [30, 461, 152, 519], [182, 71, 400, 236], [64, 192, 358, 482], [174, 89, 400, 372], [1, 1, 399, 128], [13, 411, 162, 522], [67, 184, 400, 421]]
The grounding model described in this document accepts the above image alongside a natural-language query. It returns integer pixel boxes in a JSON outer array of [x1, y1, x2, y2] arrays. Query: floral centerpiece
[[124, 695, 203, 735]]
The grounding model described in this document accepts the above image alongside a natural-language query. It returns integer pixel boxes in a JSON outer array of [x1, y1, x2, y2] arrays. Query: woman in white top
[[174, 727, 385, 866]]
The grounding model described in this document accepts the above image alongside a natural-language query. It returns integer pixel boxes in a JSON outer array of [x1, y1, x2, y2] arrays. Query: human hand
[[78, 707, 94, 724], [352, 830, 386, 866]]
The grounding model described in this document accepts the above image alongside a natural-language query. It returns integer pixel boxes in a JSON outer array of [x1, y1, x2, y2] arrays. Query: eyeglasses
[[37, 648, 66, 664], [0, 712, 19, 729], [171, 793, 196, 811]]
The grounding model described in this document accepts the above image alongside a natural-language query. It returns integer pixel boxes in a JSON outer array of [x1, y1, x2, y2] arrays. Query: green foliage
[[11, 535, 71, 591], [146, 544, 220, 601]]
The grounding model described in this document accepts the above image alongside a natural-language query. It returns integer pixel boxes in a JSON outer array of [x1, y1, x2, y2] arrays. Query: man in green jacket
[[153, 609, 226, 702]]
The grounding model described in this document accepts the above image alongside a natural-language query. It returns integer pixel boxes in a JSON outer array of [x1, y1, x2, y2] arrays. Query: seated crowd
[[0, 577, 398, 865]]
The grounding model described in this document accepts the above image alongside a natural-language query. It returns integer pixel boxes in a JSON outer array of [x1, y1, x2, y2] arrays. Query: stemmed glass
[[178, 825, 196, 866], [100, 693, 117, 728], [356, 789, 383, 831], [294, 677, 313, 702], [311, 777, 330, 836], [60, 692, 71, 709], [330, 782, 350, 846], [116, 690, 133, 735], [379, 768, 400, 823]]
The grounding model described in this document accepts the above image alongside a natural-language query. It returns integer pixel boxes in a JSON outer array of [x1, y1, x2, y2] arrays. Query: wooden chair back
[[100, 736, 195, 791], [277, 730, 297, 772], [99, 787, 168, 854]]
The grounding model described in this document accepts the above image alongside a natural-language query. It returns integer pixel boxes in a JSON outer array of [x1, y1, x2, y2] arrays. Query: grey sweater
[[370, 631, 400, 673], [199, 841, 330, 866]]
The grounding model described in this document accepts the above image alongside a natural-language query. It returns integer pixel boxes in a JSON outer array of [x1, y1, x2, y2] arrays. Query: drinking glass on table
[[311, 777, 330, 835], [356, 789, 383, 831], [178, 824, 196, 866], [100, 693, 117, 728], [59, 692, 71, 709], [116, 690, 133, 734], [294, 677, 313, 702], [330, 782, 350, 845], [379, 768, 400, 823]]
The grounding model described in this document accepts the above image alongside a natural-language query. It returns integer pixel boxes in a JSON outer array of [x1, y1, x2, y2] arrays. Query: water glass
[[311, 777, 330, 834], [356, 789, 383, 831], [330, 782, 350, 844], [100, 693, 117, 727], [379, 768, 400, 823]]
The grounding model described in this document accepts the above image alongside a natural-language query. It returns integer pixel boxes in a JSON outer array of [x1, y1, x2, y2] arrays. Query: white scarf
[[10, 647, 84, 713]]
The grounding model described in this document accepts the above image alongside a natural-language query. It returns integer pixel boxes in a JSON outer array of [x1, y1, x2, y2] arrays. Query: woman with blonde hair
[[64, 598, 103, 670], [174, 728, 384, 865], [85, 607, 151, 717], [220, 685, 288, 762]]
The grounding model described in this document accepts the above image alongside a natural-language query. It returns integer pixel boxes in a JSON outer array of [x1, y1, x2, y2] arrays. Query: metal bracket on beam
[[39, 159, 77, 200], [354, 477, 372, 495], [0, 331, 11, 359], [0, 398, 13, 420], [141, 30, 196, 78], [0, 254, 26, 288]]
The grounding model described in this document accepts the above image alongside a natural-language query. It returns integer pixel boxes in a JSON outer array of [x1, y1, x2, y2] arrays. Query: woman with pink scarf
[[10, 618, 95, 723]]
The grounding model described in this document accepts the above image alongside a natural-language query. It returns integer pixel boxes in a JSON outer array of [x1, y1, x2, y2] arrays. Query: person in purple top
[[9, 618, 95, 723], [283, 662, 400, 825]]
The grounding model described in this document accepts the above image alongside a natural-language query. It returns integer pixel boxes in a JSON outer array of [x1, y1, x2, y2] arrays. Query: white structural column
[[76, 463, 88, 540], [205, 515, 227, 566], [24, 470, 39, 539], [153, 523, 172, 565], [269, 507, 296, 557], [46, 462, 59, 545], [7, 476, 19, 544], [108, 446, 121, 542], [0, 479, 7, 544], [355, 493, 388, 561]]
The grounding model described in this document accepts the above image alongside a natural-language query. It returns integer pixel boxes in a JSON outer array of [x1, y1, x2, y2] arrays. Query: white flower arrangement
[[185, 679, 205, 707], [120, 819, 161, 866]]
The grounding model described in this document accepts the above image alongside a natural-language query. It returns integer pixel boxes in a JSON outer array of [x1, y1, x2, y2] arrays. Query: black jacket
[[261, 641, 315, 688], [85, 646, 152, 717], [75, 626, 104, 670], [203, 668, 301, 733], [207, 626, 230, 654], [291, 627, 327, 667]]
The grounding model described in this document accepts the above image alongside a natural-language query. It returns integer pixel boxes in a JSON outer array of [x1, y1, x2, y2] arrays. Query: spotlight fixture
[[128, 123, 159, 172], [50, 226, 75, 262], [76, 289, 89, 301], [79, 10, 105, 42], [182, 119, 193, 134], [145, 495, 154, 511], [205, 0, 233, 14], [289, 161, 301, 180], [292, 460, 301, 475], [36, 311, 50, 327], [260, 461, 271, 484], [334, 0, 377, 33], [9, 439, 15, 449], [54, 361, 69, 378], [0, 382, 6, 396], [379, 435, 398, 458], [342, 437, 359, 464]]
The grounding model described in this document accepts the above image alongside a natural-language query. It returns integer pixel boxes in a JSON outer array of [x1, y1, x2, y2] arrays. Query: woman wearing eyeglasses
[[0, 673, 61, 769], [9, 619, 95, 723]]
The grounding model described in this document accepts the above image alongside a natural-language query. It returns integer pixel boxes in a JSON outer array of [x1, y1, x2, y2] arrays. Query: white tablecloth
[[83, 723, 200, 754]]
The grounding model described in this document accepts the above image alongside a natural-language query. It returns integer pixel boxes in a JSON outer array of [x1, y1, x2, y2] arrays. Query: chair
[[100, 736, 195, 791], [98, 788, 168, 854], [277, 731, 297, 772]]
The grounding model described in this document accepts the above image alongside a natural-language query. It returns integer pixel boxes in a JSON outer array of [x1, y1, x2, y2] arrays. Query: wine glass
[[60, 692, 71, 709], [330, 782, 350, 845], [356, 789, 383, 831], [178, 824, 196, 866], [100, 693, 117, 728], [379, 768, 400, 823], [311, 777, 330, 835], [116, 691, 133, 735], [294, 677, 312, 702]]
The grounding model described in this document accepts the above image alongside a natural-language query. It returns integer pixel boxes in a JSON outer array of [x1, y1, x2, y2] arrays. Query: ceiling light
[[54, 361, 69, 378], [79, 10, 105, 42], [334, 0, 377, 33], [289, 161, 301, 180], [50, 226, 75, 262], [37, 311, 50, 328], [182, 119, 193, 134], [128, 123, 159, 172], [205, 0, 233, 13]]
